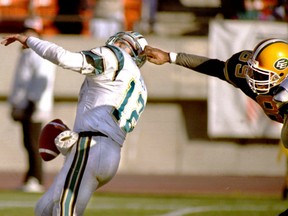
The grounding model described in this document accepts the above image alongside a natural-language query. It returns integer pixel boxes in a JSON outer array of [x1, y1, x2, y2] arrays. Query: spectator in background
[[54, 0, 87, 34], [237, 0, 284, 20], [141, 0, 158, 34], [9, 17, 56, 192], [90, 0, 125, 38], [123, 0, 142, 31], [221, 0, 287, 21], [220, 0, 246, 19], [273, 0, 288, 21]]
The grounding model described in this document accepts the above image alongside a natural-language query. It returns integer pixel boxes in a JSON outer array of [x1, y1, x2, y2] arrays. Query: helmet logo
[[274, 58, 288, 70]]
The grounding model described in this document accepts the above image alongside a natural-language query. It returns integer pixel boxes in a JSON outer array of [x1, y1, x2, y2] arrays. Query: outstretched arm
[[145, 45, 214, 69], [2, 34, 94, 74], [144, 45, 225, 79], [1, 34, 29, 48]]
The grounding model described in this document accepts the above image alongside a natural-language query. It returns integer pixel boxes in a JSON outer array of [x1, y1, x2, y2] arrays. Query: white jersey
[[27, 37, 147, 145]]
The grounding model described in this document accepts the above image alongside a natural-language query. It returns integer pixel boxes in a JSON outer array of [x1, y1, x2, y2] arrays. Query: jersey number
[[256, 94, 283, 122], [113, 80, 145, 132], [235, 51, 251, 78]]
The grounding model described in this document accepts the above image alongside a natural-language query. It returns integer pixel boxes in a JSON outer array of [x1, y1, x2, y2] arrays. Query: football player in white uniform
[[2, 31, 148, 215]]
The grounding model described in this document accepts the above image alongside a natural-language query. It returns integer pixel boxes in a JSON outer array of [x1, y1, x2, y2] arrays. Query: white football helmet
[[106, 31, 148, 68]]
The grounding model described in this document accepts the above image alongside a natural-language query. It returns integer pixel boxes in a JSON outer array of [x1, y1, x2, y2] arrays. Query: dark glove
[[11, 100, 35, 122]]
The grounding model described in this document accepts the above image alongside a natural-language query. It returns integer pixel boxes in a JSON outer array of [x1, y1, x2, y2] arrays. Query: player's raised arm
[[2, 34, 91, 73], [1, 34, 29, 48]]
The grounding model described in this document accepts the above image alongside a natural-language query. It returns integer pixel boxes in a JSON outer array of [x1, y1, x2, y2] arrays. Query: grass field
[[0, 191, 287, 216]]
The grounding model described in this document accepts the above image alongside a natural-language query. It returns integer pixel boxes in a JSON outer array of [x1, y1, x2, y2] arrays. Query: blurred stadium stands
[[0, 0, 221, 35], [0, 0, 59, 34]]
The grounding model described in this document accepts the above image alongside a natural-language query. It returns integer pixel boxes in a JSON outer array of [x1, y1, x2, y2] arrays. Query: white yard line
[[0, 201, 36, 208], [158, 205, 277, 216]]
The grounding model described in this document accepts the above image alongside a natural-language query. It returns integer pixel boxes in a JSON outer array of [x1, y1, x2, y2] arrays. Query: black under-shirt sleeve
[[176, 53, 226, 80]]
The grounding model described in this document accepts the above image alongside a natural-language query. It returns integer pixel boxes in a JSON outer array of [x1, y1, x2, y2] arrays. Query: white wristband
[[169, 52, 177, 63]]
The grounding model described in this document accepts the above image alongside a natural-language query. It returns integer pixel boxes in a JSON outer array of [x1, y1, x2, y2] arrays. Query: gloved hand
[[11, 100, 35, 121]]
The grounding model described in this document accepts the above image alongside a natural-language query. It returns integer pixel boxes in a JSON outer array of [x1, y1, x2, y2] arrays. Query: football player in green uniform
[[145, 38, 288, 213]]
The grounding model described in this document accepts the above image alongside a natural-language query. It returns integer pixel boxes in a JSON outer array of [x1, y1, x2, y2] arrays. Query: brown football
[[38, 119, 69, 161]]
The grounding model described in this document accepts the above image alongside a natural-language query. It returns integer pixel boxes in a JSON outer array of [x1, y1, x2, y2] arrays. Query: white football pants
[[35, 134, 121, 216]]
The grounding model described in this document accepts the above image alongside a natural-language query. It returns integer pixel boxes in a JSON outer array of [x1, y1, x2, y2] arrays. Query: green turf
[[0, 191, 287, 215]]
